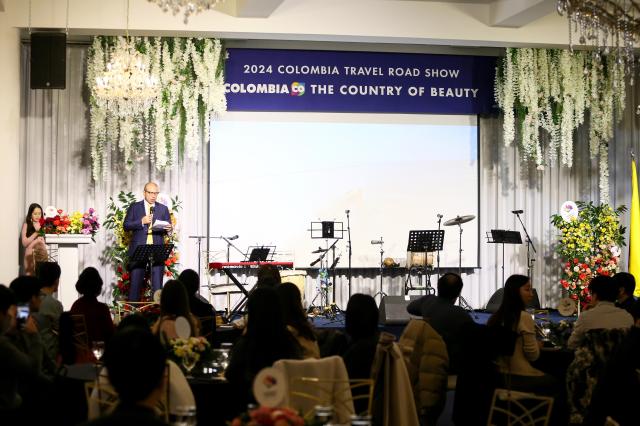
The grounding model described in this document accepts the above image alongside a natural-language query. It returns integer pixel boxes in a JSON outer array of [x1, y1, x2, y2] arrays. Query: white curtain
[[19, 43, 640, 310], [19, 45, 208, 303]]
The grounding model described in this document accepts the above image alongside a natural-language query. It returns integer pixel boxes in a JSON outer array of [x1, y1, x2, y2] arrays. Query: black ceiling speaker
[[30, 32, 66, 89]]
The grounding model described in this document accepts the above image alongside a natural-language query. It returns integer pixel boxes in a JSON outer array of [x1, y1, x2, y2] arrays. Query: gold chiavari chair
[[85, 363, 171, 422], [487, 388, 554, 426], [288, 376, 373, 421]]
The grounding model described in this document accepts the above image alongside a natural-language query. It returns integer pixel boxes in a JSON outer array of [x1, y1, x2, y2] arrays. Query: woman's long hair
[[24, 203, 43, 237], [245, 287, 300, 374], [487, 274, 530, 332], [159, 280, 196, 332], [276, 282, 316, 341], [345, 293, 379, 340]]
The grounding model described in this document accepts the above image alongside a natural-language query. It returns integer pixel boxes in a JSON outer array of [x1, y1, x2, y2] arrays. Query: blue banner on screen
[[224, 48, 497, 114]]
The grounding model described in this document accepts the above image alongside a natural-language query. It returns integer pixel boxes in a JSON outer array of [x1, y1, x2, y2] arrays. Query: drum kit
[[403, 214, 475, 308]]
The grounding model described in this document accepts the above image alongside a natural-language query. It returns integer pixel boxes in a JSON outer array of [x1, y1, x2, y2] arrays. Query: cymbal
[[311, 248, 328, 254], [443, 215, 476, 226]]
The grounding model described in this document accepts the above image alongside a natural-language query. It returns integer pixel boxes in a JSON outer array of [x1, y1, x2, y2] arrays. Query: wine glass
[[92, 341, 105, 361], [181, 352, 198, 378]]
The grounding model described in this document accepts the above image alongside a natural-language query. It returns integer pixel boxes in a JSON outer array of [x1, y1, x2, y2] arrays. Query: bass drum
[[279, 270, 308, 303]]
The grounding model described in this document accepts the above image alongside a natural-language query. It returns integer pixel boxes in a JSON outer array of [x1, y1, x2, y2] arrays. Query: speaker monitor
[[30, 32, 66, 89], [485, 287, 540, 313], [379, 295, 422, 325]]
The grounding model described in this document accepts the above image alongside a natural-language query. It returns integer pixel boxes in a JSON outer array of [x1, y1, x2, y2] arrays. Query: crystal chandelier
[[94, 0, 159, 117], [148, 0, 226, 24], [94, 38, 159, 117], [556, 1, 639, 77]]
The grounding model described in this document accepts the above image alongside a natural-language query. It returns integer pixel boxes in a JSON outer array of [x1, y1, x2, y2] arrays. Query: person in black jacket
[[406, 273, 473, 374], [178, 269, 216, 345]]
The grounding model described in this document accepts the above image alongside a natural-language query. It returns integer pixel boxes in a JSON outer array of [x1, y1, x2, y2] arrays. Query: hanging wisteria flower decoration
[[494, 48, 627, 205], [87, 36, 227, 181]]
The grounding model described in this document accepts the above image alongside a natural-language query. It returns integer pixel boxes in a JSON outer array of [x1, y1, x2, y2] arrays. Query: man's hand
[[141, 214, 153, 225]]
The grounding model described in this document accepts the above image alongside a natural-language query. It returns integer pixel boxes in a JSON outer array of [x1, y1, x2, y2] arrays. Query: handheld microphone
[[345, 209, 350, 214], [511, 210, 524, 214], [149, 206, 155, 215], [371, 240, 383, 245], [226, 235, 239, 240], [437, 214, 443, 218]]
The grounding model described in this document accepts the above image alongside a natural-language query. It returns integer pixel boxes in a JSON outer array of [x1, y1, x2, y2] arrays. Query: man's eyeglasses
[[145, 190, 160, 195]]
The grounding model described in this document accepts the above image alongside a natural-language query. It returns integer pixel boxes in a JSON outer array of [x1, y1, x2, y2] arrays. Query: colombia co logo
[[290, 82, 305, 96]]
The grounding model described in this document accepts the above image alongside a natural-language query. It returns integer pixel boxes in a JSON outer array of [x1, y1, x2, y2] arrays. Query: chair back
[[289, 376, 374, 419], [85, 364, 171, 422], [273, 356, 356, 424], [487, 388, 553, 426], [567, 328, 629, 424], [85, 380, 119, 418]]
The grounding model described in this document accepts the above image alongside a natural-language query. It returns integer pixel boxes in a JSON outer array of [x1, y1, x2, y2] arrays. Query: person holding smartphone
[[0, 284, 53, 423], [8, 276, 55, 377]]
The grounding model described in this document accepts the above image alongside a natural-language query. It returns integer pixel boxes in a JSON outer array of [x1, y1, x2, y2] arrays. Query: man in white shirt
[[568, 275, 633, 349]]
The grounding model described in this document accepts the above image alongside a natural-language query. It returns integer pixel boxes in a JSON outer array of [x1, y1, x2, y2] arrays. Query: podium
[[45, 234, 93, 310]]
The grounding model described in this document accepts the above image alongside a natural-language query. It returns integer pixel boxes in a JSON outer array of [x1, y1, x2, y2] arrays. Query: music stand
[[131, 243, 174, 267], [487, 230, 522, 287], [309, 221, 344, 239], [405, 230, 444, 295], [244, 246, 275, 262], [130, 244, 174, 299]]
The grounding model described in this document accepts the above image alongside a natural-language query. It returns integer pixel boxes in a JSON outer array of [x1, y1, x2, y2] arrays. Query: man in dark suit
[[123, 182, 172, 301]]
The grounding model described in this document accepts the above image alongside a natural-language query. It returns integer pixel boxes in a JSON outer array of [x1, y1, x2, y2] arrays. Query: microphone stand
[[188, 235, 207, 277], [436, 215, 443, 279], [514, 211, 537, 277], [346, 210, 352, 298], [219, 236, 245, 259]]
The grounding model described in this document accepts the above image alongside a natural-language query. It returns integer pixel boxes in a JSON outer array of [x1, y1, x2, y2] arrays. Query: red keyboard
[[209, 261, 294, 270]]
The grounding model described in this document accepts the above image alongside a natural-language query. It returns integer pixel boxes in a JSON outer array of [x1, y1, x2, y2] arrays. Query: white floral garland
[[495, 48, 627, 204], [87, 37, 227, 181]]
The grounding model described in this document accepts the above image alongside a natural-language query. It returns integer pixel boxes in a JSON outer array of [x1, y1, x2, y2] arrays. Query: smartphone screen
[[16, 305, 29, 328]]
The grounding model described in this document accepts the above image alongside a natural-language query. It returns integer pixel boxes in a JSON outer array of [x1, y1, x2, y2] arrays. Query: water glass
[[91, 341, 105, 361], [350, 414, 373, 425], [170, 405, 197, 426], [314, 405, 334, 424], [181, 353, 198, 378]]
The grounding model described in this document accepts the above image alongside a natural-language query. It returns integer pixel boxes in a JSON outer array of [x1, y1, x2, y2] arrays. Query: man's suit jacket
[[123, 200, 171, 257]]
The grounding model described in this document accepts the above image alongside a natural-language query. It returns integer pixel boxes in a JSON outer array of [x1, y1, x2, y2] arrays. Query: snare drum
[[279, 270, 308, 301], [407, 251, 434, 268]]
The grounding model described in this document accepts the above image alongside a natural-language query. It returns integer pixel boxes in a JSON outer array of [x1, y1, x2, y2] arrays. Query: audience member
[[35, 262, 63, 362], [152, 280, 199, 345], [586, 302, 640, 426], [614, 272, 637, 314], [225, 287, 302, 410], [487, 274, 558, 394], [70, 267, 115, 349], [0, 284, 52, 423], [342, 294, 379, 381], [8, 276, 55, 376], [406, 273, 473, 373], [178, 269, 216, 344], [20, 203, 47, 276], [84, 325, 168, 425], [568, 275, 634, 349], [276, 282, 320, 358], [256, 264, 281, 288], [87, 314, 194, 421], [340, 293, 380, 415]]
